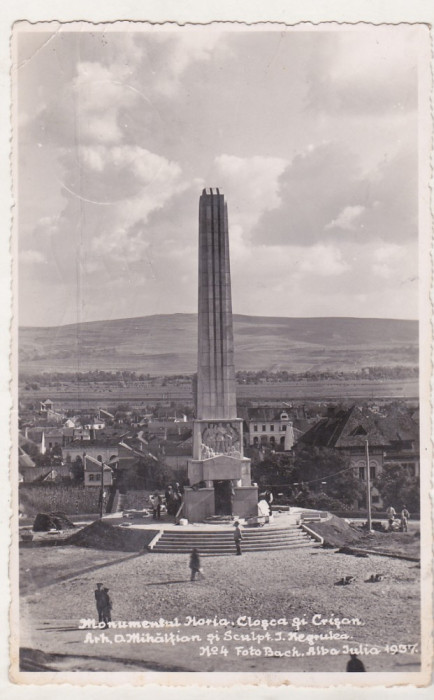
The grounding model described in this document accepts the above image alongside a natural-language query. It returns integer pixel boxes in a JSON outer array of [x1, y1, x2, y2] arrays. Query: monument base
[[187, 454, 252, 486], [183, 485, 258, 523]]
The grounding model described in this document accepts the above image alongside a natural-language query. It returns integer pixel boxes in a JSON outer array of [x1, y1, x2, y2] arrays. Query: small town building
[[83, 454, 113, 488], [247, 408, 296, 450], [299, 404, 419, 507]]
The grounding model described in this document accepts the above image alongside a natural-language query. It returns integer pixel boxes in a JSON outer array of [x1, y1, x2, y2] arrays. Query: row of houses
[[18, 402, 419, 495]]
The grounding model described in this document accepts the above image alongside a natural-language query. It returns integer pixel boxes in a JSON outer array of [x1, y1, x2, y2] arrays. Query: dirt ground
[[311, 516, 420, 559], [18, 543, 421, 674]]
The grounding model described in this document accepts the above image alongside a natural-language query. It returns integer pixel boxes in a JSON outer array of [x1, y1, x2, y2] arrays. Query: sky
[[16, 24, 422, 327]]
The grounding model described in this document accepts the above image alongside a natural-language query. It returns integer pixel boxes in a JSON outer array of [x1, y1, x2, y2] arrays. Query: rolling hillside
[[19, 314, 418, 375]]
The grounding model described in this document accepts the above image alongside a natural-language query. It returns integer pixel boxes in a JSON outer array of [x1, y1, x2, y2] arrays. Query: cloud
[[305, 27, 419, 116], [371, 243, 407, 279], [148, 30, 228, 96], [17, 28, 420, 325], [325, 205, 365, 231], [19, 249, 46, 265], [251, 141, 417, 248], [297, 244, 349, 276], [212, 153, 288, 244]]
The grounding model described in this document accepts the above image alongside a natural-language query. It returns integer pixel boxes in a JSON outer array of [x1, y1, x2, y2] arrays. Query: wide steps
[[151, 525, 317, 555], [155, 535, 310, 546], [153, 543, 313, 555]]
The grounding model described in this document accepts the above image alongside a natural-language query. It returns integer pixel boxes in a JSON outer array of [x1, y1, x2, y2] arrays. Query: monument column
[[197, 188, 237, 420], [184, 188, 258, 522]]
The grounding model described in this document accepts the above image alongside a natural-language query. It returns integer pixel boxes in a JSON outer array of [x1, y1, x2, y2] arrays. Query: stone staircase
[[150, 524, 317, 556], [107, 490, 125, 514]]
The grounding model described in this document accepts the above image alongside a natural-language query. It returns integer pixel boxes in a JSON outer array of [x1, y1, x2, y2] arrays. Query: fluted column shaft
[[197, 188, 237, 419]]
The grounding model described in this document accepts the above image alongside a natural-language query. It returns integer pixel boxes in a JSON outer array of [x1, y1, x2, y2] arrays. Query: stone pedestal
[[183, 488, 215, 523], [188, 454, 251, 486], [183, 485, 258, 522], [233, 487, 259, 519]]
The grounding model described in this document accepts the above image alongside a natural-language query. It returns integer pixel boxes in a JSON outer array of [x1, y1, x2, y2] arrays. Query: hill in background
[[19, 314, 418, 376]]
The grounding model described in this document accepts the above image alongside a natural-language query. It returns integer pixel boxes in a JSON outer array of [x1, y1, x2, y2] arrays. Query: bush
[[295, 491, 350, 512]]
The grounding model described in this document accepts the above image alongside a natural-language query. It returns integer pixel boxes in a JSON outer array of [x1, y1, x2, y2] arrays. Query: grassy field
[[20, 377, 419, 411], [19, 542, 421, 674]]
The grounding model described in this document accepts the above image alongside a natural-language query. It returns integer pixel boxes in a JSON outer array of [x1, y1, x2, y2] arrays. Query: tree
[[376, 464, 420, 513], [251, 451, 296, 490], [293, 445, 364, 508], [71, 456, 84, 483]]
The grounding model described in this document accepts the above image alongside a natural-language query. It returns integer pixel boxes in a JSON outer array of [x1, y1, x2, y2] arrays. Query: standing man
[[233, 521, 243, 556], [265, 489, 274, 515], [94, 582, 104, 623], [386, 505, 396, 531], [401, 505, 410, 532], [101, 587, 112, 628], [155, 492, 162, 520]]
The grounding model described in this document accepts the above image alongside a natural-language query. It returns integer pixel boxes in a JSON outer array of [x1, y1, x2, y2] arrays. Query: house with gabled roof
[[84, 454, 113, 488], [299, 404, 419, 506], [39, 399, 53, 413]]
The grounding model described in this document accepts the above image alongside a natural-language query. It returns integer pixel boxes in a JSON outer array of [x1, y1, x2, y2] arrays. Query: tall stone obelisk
[[184, 189, 258, 522], [197, 188, 237, 420]]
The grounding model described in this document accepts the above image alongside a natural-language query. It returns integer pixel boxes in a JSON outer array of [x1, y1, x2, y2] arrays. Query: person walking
[[94, 582, 105, 623], [101, 587, 112, 627], [234, 521, 243, 556], [401, 505, 410, 532], [189, 548, 204, 581]]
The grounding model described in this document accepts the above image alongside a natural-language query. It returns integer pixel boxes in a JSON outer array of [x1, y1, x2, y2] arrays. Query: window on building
[[253, 425, 258, 432], [94, 473, 101, 481], [253, 437, 259, 446], [262, 425, 266, 432], [370, 466, 376, 480], [270, 425, 274, 432], [359, 467, 365, 481], [89, 474, 94, 481], [270, 436, 275, 445], [282, 425, 287, 431]]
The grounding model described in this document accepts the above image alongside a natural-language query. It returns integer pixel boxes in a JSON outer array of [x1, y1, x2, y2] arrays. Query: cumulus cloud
[[325, 205, 365, 231], [17, 28, 420, 324], [148, 29, 228, 96], [251, 141, 417, 248], [371, 243, 407, 279], [305, 27, 419, 116], [212, 153, 288, 250], [298, 244, 349, 276], [20, 249, 46, 265]]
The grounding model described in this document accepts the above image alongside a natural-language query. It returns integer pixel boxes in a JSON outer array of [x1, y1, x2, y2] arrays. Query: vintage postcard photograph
[[10, 21, 432, 686]]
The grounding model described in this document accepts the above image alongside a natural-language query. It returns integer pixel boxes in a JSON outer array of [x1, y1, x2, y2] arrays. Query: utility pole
[[99, 459, 104, 519], [365, 439, 372, 532]]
